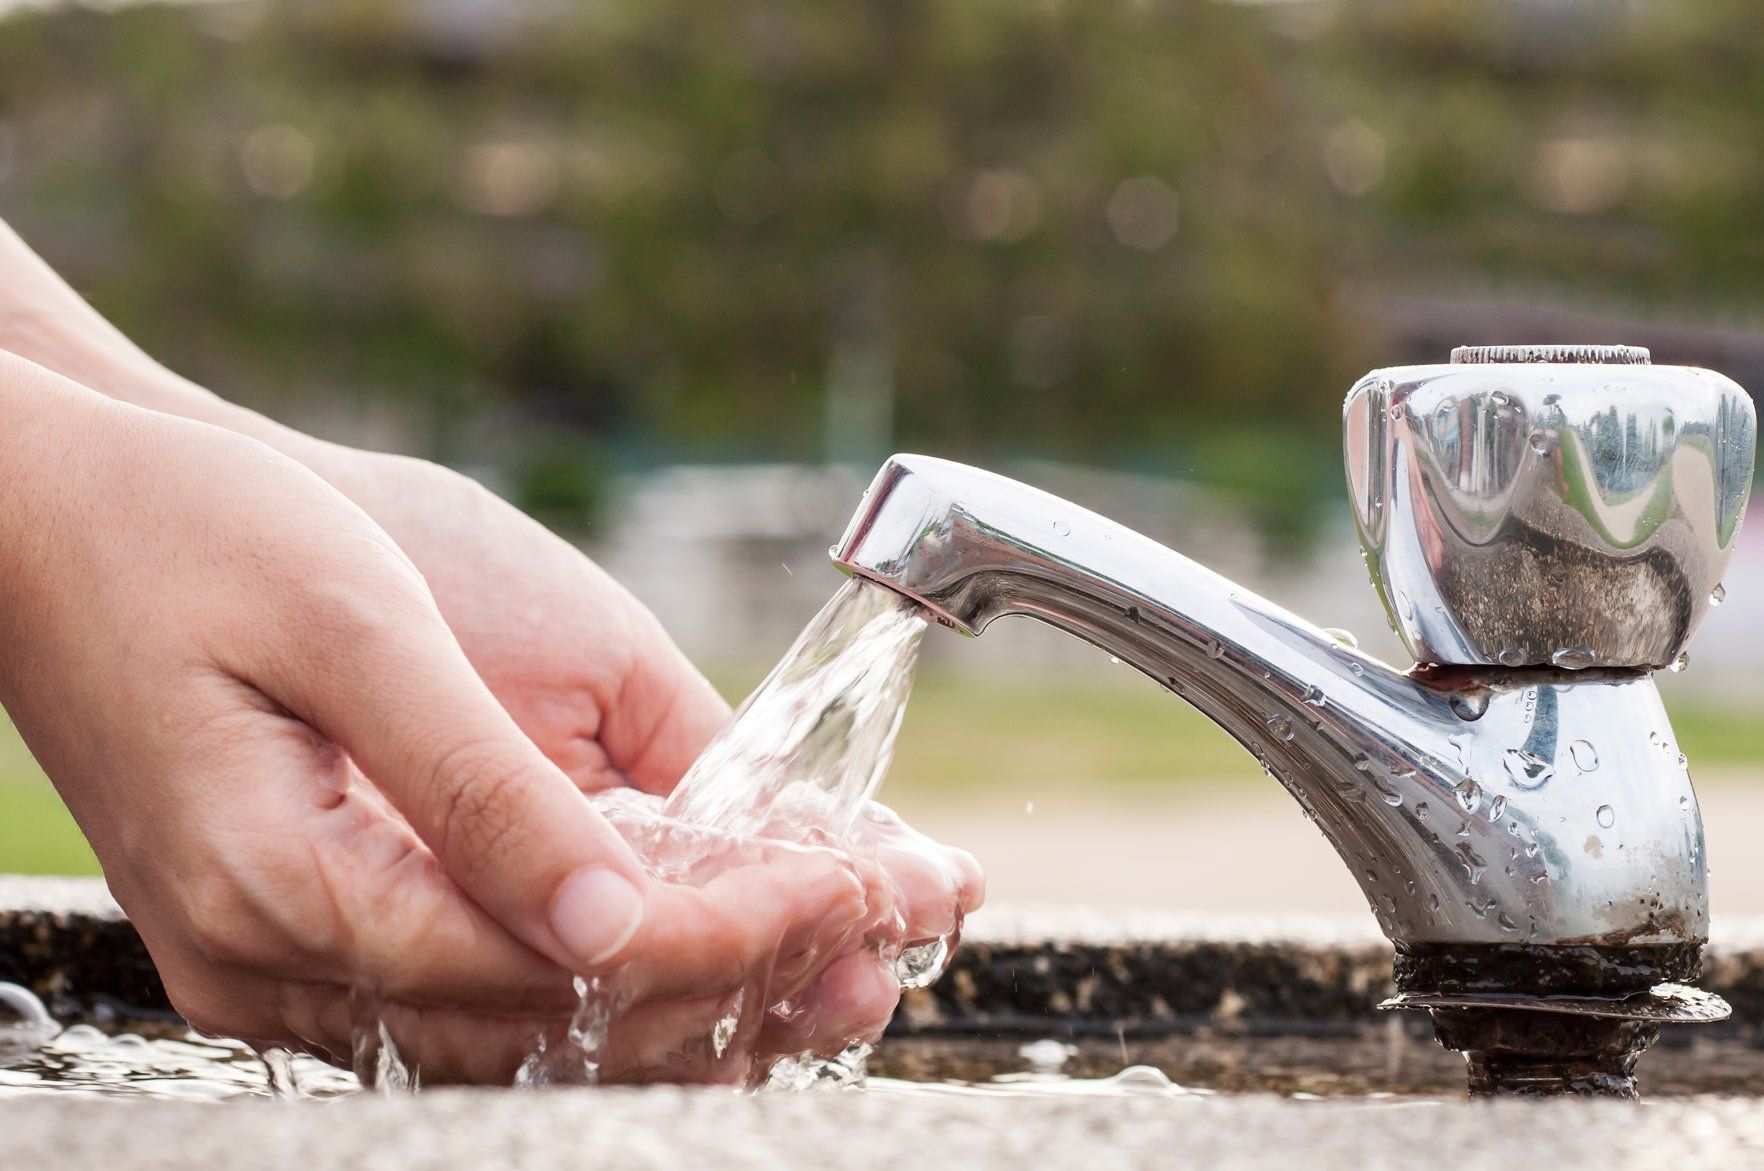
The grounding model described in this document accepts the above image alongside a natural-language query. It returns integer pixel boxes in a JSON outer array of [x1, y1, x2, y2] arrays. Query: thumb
[[246, 576, 657, 974], [599, 619, 733, 796]]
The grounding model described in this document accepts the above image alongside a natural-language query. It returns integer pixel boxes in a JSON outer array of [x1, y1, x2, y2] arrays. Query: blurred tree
[[0, 0, 1757, 543]]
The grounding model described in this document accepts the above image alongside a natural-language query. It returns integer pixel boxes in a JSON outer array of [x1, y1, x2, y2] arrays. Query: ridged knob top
[[1450, 344, 1651, 365]]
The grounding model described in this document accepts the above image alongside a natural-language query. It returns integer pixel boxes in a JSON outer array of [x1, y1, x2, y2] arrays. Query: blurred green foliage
[[10, 677, 1764, 875], [0, 0, 1760, 536]]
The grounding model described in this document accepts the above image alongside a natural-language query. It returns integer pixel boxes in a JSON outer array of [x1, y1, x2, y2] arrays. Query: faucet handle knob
[[1345, 344, 1756, 669]]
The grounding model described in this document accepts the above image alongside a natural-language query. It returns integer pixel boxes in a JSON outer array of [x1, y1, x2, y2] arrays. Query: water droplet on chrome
[[1497, 647, 1526, 667], [1711, 583, 1727, 606], [1353, 753, 1372, 771], [1679, 794, 1690, 811], [1267, 714, 1294, 741], [1529, 430, 1551, 454], [1596, 805, 1616, 828], [1206, 640, 1225, 659], [1450, 693, 1488, 721], [1396, 590, 1415, 620], [1568, 740, 1599, 772], [1301, 685, 1325, 707], [1503, 749, 1553, 789], [1489, 795, 1507, 820], [1670, 652, 1690, 673], [1552, 646, 1597, 670], [1453, 779, 1482, 814], [1324, 627, 1359, 650], [1052, 520, 1071, 537]]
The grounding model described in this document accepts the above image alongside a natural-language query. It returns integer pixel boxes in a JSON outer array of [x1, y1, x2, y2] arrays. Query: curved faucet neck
[[833, 455, 1707, 954]]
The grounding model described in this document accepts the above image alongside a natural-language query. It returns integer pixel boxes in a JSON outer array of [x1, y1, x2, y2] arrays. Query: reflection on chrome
[[1344, 344, 1754, 670], [829, 347, 1753, 970]]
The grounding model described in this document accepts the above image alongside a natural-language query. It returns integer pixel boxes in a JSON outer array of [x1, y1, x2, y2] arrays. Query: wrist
[[0, 357, 110, 632], [66, 356, 341, 475]]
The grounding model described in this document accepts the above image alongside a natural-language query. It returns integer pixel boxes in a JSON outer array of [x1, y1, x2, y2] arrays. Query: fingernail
[[550, 868, 645, 968]]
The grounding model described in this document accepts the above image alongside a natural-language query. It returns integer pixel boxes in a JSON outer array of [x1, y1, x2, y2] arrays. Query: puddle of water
[[12, 1015, 1764, 1102], [0, 1019, 354, 1101]]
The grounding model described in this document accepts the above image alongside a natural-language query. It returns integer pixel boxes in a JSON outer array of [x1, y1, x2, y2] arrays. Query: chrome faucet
[[832, 344, 1755, 1096]]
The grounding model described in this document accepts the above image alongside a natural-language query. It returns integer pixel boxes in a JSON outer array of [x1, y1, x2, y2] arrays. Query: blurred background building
[[2, 0, 1763, 911]]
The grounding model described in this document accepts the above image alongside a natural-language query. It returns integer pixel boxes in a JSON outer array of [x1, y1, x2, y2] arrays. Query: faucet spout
[[832, 454, 1708, 978]]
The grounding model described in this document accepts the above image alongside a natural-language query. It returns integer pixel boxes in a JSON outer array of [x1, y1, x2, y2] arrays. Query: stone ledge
[[7, 877, 1764, 1037]]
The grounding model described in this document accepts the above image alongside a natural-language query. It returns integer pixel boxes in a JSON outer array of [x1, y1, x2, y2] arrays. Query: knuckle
[[287, 569, 433, 653], [177, 881, 261, 970], [174, 861, 322, 973], [429, 739, 530, 883]]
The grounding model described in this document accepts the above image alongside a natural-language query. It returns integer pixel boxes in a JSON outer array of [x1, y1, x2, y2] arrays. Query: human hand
[[0, 219, 987, 1075], [0, 354, 879, 1082]]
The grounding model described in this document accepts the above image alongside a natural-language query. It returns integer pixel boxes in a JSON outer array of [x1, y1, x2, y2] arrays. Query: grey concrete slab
[[3, 1086, 1763, 1171]]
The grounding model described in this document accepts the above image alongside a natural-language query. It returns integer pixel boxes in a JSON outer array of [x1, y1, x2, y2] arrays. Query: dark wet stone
[[9, 879, 1764, 1042], [0, 882, 165, 1020]]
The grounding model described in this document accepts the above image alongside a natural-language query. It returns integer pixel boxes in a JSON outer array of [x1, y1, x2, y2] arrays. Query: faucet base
[[1382, 950, 1730, 1099], [1393, 940, 1702, 998], [1430, 1008, 1658, 1100]]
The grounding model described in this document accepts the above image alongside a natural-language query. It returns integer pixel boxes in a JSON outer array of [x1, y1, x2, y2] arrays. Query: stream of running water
[[500, 575, 943, 1088], [341, 576, 946, 1089]]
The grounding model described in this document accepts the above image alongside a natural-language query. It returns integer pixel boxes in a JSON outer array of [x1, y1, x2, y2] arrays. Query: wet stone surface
[[3, 882, 1405, 1033], [14, 880, 1764, 1043], [0, 880, 167, 1021]]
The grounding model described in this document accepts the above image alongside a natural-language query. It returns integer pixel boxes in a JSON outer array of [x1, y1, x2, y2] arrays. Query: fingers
[[236, 595, 871, 1003], [611, 844, 870, 1004], [592, 608, 733, 797], [240, 571, 667, 976], [305, 783, 578, 1013], [163, 676, 596, 1008], [276, 984, 540, 1086], [758, 951, 901, 1058], [851, 803, 987, 941]]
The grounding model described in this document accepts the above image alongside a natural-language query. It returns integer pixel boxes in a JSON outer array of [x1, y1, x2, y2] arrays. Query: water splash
[[664, 577, 927, 837], [569, 578, 944, 1088], [1, 982, 355, 1100], [764, 1040, 873, 1091], [349, 990, 416, 1094], [344, 579, 950, 1089], [257, 1047, 298, 1099]]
